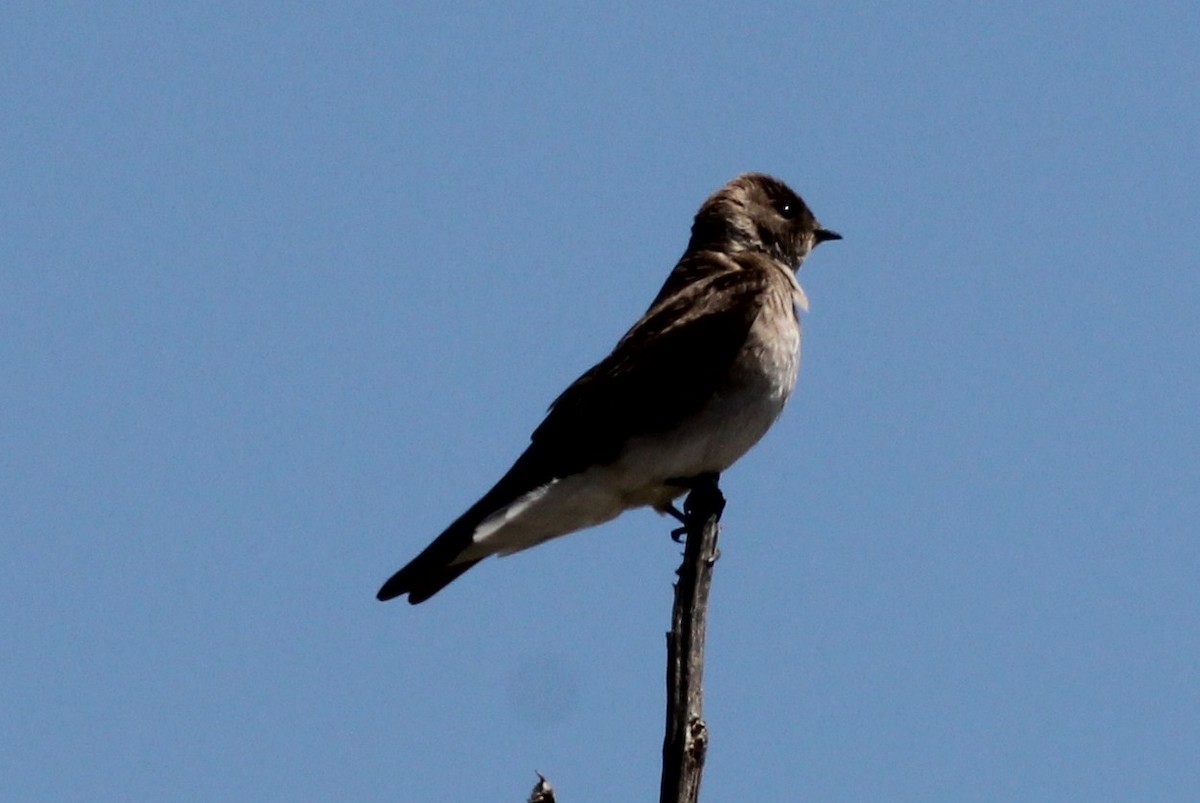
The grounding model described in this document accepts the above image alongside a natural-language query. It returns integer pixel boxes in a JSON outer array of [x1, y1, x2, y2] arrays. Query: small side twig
[[527, 772, 556, 803], [660, 476, 724, 803]]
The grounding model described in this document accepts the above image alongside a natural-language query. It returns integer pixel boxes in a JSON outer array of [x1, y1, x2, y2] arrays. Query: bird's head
[[688, 173, 841, 269]]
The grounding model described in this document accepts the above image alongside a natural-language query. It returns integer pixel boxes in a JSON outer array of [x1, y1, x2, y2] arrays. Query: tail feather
[[377, 446, 557, 604], [377, 556, 483, 604]]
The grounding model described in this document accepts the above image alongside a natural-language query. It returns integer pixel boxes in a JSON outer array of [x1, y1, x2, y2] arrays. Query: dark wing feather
[[530, 265, 770, 475]]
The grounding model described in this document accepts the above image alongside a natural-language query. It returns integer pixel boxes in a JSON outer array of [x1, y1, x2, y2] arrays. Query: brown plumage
[[377, 173, 840, 603]]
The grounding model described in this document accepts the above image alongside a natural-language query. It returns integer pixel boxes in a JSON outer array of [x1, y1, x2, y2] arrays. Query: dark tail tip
[[375, 558, 483, 604], [375, 582, 403, 602]]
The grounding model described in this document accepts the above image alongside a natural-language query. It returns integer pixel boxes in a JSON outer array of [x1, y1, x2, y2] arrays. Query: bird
[[377, 172, 840, 603]]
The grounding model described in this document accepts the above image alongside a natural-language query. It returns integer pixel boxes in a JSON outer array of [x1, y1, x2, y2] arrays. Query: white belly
[[605, 300, 801, 508], [465, 295, 801, 559]]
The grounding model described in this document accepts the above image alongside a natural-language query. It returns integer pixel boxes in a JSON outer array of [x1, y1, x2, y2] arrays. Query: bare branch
[[660, 476, 724, 803]]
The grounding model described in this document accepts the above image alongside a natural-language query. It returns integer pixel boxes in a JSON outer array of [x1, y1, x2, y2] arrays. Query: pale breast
[[610, 282, 802, 504]]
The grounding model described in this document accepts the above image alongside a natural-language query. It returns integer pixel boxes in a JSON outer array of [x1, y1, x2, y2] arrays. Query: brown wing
[[530, 265, 771, 476]]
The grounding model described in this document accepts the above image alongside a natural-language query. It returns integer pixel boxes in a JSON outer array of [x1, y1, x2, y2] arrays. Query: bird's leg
[[664, 503, 688, 524], [683, 472, 725, 525], [665, 504, 690, 542], [664, 472, 725, 542]]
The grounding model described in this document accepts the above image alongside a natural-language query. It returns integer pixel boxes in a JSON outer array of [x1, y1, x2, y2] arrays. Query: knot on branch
[[686, 717, 709, 763]]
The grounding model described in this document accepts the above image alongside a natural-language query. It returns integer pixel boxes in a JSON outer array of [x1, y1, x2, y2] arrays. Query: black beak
[[815, 228, 842, 244]]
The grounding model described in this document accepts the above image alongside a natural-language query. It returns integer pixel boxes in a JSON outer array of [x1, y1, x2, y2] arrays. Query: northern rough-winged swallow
[[377, 173, 840, 603]]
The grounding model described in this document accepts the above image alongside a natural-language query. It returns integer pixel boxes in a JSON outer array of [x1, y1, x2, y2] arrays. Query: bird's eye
[[775, 200, 799, 220]]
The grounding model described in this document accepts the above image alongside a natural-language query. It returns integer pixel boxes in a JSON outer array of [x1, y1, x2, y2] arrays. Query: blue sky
[[3, 3, 1198, 800]]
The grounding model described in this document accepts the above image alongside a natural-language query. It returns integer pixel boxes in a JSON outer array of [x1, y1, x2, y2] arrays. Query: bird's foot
[[665, 504, 689, 542], [664, 472, 725, 541]]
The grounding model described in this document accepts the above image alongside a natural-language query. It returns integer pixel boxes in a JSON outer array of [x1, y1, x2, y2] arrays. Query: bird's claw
[[664, 472, 725, 542]]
